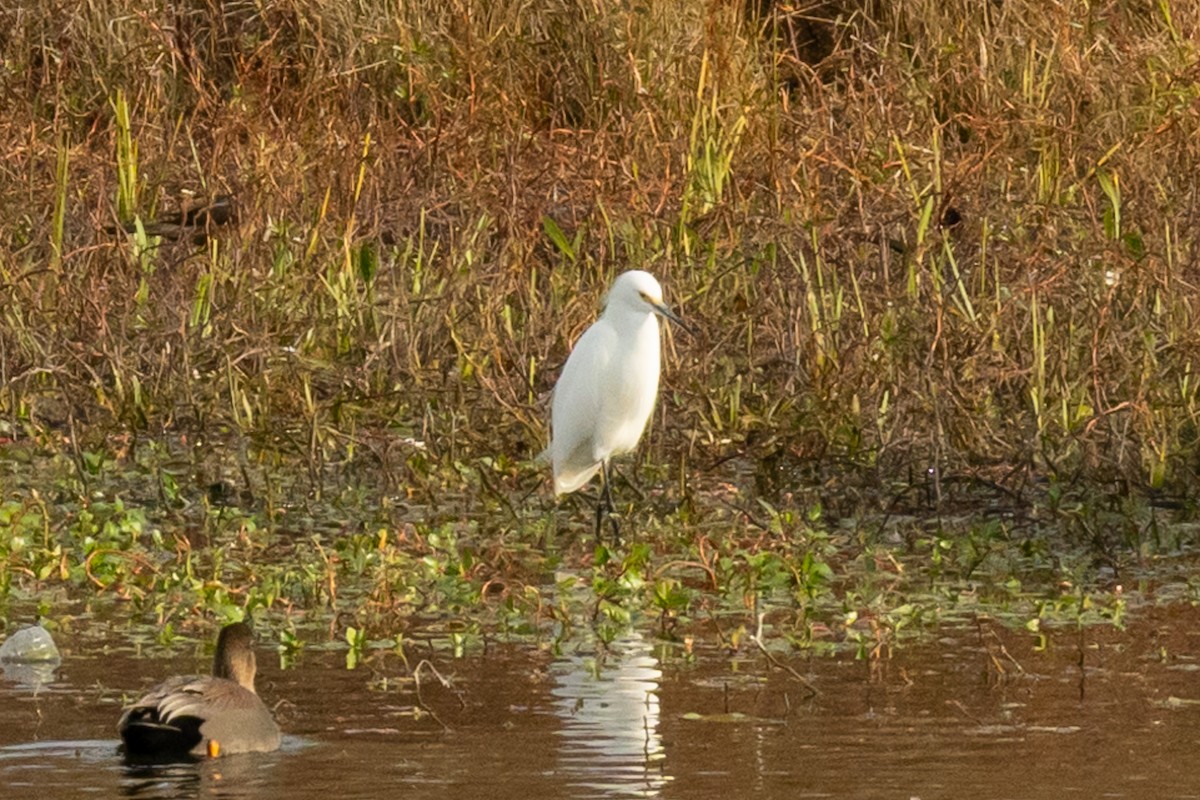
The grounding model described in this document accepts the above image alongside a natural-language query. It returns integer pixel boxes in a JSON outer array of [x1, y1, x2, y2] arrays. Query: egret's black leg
[[601, 460, 620, 544], [594, 487, 606, 540], [593, 460, 621, 544], [593, 460, 607, 540]]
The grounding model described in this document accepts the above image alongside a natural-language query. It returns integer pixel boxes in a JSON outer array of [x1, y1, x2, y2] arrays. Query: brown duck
[[118, 622, 281, 758], [105, 195, 238, 244]]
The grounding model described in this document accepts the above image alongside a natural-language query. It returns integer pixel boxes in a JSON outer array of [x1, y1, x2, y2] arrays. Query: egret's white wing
[[548, 319, 616, 494], [594, 315, 661, 457]]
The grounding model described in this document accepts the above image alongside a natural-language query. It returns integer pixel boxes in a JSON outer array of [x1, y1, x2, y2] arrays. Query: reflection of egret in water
[[551, 633, 669, 798]]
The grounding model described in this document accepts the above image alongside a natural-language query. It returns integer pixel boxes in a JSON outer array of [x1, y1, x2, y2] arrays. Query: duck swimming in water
[[118, 622, 281, 758]]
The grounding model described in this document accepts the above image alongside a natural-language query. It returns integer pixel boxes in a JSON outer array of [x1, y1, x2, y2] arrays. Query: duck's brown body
[[118, 623, 281, 758]]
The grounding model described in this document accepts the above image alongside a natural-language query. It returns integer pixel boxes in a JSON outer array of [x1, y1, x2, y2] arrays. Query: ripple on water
[[7, 606, 1200, 798]]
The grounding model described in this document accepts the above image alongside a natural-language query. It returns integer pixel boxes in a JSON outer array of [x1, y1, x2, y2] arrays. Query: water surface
[[3, 606, 1200, 799]]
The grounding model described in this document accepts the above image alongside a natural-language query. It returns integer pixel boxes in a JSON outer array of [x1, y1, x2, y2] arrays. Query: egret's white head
[[604, 270, 682, 325]]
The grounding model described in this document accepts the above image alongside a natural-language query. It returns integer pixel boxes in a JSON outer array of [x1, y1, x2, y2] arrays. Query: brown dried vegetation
[[2, 0, 1200, 507]]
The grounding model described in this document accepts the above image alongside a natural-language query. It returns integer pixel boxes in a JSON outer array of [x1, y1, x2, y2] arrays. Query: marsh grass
[[1, 0, 1200, 648], [3, 1, 1199, 489]]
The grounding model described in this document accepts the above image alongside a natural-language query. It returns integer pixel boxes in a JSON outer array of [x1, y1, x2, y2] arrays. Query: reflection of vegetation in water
[[0, 2, 1195, 658]]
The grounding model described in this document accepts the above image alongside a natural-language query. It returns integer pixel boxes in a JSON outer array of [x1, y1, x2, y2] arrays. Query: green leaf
[[358, 243, 378, 284], [542, 215, 576, 263]]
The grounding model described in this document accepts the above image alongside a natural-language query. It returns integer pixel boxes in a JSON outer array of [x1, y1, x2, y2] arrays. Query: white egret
[[544, 270, 683, 538]]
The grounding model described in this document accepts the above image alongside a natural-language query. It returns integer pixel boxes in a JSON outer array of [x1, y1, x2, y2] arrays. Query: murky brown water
[[4, 604, 1200, 799]]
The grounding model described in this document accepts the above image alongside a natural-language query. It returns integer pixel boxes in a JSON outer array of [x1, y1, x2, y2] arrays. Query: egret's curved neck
[[605, 303, 660, 337]]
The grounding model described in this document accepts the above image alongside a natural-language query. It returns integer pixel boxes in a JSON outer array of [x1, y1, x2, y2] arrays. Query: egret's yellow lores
[[544, 270, 683, 537]]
